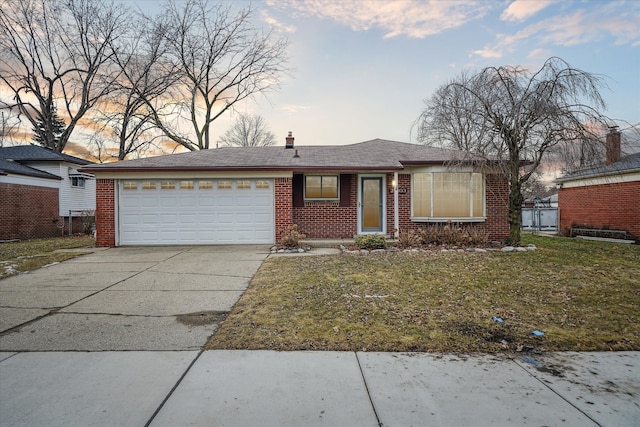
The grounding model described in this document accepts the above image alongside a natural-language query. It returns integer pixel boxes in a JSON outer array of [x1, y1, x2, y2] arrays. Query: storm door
[[360, 177, 383, 233]]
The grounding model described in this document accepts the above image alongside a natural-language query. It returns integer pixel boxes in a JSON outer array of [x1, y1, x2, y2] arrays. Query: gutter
[[80, 165, 406, 174], [555, 167, 640, 184]]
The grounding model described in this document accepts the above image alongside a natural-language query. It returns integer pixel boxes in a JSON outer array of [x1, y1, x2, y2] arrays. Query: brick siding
[[275, 177, 293, 242], [292, 174, 358, 239], [95, 179, 116, 247], [290, 172, 510, 243], [558, 181, 639, 240], [0, 183, 62, 240]]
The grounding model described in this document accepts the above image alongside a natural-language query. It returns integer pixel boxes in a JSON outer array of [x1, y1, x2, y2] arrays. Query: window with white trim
[[412, 172, 484, 220], [71, 177, 86, 188], [304, 175, 338, 200]]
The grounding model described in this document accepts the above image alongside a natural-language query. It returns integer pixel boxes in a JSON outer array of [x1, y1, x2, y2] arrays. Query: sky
[[3, 0, 639, 155], [215, 0, 640, 148]]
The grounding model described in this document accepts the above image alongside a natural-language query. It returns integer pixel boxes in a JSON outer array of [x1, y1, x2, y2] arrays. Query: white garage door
[[118, 179, 274, 245]]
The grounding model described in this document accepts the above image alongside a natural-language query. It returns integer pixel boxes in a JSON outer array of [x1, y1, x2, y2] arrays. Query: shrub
[[280, 224, 306, 249], [355, 234, 386, 250], [396, 230, 421, 249], [417, 221, 488, 246]]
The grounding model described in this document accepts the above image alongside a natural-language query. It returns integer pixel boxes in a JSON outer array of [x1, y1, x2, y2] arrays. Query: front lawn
[[0, 236, 95, 279], [207, 235, 639, 352]]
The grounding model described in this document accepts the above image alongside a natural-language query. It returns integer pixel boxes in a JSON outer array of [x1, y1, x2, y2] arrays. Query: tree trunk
[[508, 183, 523, 246]]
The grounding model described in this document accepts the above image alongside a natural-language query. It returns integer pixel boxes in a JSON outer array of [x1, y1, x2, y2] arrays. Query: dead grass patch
[[0, 236, 95, 279], [207, 235, 640, 352]]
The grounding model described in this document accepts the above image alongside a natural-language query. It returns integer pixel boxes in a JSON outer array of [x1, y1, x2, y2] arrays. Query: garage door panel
[[140, 198, 159, 208], [119, 179, 274, 245]]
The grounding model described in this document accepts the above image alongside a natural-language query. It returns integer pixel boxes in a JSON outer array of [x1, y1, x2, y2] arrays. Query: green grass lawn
[[0, 236, 95, 279], [208, 234, 640, 353]]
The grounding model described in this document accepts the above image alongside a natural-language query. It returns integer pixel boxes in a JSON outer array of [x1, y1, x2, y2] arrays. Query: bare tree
[[217, 113, 276, 147], [143, 0, 289, 151], [0, 0, 127, 152], [0, 108, 20, 146], [91, 17, 182, 160], [416, 57, 611, 245]]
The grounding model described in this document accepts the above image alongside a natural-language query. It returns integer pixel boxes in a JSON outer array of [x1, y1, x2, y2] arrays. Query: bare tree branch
[[217, 112, 276, 147], [142, 0, 290, 151], [91, 15, 182, 160], [415, 57, 612, 245], [0, 0, 128, 152]]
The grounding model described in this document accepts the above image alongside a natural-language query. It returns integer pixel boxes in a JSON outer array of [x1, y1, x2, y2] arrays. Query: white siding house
[[0, 145, 96, 239], [27, 161, 96, 216]]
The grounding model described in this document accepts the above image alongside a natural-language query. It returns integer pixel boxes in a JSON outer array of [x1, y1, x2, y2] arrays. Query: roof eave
[[18, 157, 90, 166], [556, 167, 640, 184], [80, 165, 405, 173]]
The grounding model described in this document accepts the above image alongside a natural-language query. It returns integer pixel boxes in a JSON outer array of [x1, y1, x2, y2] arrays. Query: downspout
[[393, 171, 399, 239]]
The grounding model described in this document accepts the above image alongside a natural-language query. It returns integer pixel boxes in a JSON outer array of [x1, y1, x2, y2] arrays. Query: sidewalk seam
[[511, 357, 603, 427], [355, 352, 383, 427], [144, 349, 204, 427]]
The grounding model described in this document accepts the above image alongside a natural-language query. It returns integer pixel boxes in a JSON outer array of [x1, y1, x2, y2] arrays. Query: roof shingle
[[0, 158, 62, 180], [557, 152, 640, 182], [82, 139, 485, 173], [0, 145, 91, 165]]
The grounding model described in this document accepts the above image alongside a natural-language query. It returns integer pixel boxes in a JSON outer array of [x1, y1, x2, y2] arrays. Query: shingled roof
[[82, 139, 486, 173], [0, 145, 91, 165], [557, 152, 640, 183], [0, 158, 62, 180]]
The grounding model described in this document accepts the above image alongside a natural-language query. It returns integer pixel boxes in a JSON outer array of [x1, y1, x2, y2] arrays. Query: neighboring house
[[0, 145, 96, 240], [82, 135, 510, 247], [556, 129, 640, 241]]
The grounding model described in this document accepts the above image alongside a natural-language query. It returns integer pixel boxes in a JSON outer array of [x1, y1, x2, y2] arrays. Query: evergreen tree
[[32, 107, 66, 150]]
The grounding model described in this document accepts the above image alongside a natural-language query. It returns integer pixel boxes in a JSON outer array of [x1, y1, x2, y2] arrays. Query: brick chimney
[[605, 127, 621, 165], [285, 131, 294, 149]]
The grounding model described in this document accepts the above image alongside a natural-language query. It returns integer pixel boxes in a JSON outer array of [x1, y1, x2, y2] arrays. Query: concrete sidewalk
[[0, 350, 638, 426]]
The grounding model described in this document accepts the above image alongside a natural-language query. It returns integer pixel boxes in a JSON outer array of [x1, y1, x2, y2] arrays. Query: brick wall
[[293, 174, 358, 238], [0, 183, 62, 240], [289, 172, 510, 242], [95, 179, 116, 247], [395, 173, 510, 243], [275, 177, 293, 243], [558, 180, 639, 239]]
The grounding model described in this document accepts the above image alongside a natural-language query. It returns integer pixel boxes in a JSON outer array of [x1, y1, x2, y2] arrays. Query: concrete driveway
[[0, 245, 270, 351]]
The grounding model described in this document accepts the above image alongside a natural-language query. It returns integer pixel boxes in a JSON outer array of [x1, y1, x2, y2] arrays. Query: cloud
[[472, 47, 503, 59], [280, 104, 310, 113], [265, 0, 492, 39], [500, 0, 552, 22], [260, 10, 297, 33], [527, 48, 550, 59], [474, 3, 640, 59]]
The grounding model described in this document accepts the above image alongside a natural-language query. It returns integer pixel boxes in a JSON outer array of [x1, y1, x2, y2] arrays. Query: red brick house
[[557, 130, 640, 241], [82, 136, 510, 247], [0, 146, 96, 240]]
